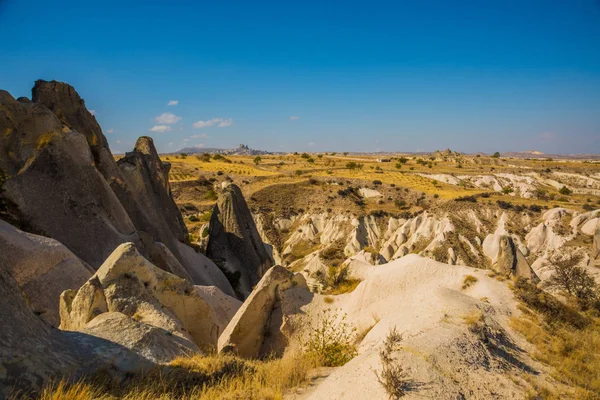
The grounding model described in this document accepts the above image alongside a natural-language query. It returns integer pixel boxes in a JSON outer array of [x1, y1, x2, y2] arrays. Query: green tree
[[301, 153, 310, 159], [346, 162, 358, 170], [559, 186, 572, 195], [492, 152, 500, 158], [253, 156, 262, 165]]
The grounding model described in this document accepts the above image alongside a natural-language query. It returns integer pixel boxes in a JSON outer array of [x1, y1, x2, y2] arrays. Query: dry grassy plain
[[163, 152, 600, 215]]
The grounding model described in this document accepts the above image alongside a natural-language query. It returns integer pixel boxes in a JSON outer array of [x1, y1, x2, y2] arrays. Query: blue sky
[[1, 0, 599, 154]]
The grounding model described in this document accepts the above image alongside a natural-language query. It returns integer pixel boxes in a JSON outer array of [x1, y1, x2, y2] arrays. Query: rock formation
[[32, 80, 120, 182], [207, 184, 273, 295], [218, 265, 310, 358], [483, 234, 538, 281], [0, 81, 234, 296], [0, 258, 152, 398], [1, 118, 141, 267], [60, 243, 240, 353], [0, 219, 93, 326]]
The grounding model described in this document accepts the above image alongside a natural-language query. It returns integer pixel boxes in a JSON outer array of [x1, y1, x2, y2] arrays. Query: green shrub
[[559, 186, 572, 195], [204, 190, 218, 200], [303, 309, 357, 367]]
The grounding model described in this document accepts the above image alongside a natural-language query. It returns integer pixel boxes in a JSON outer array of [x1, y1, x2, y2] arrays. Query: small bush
[[455, 195, 477, 202], [394, 199, 407, 209], [545, 255, 599, 311], [197, 153, 211, 162], [204, 190, 218, 200], [303, 309, 358, 367], [559, 186, 572, 195], [375, 326, 409, 399], [496, 200, 513, 209], [529, 204, 542, 212]]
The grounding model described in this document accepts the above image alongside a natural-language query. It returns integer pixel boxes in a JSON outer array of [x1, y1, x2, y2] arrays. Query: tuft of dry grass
[[462, 309, 484, 329], [462, 274, 478, 290], [326, 278, 361, 295]]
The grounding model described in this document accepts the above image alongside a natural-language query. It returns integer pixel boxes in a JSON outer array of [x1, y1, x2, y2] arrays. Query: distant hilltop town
[[177, 144, 273, 156]]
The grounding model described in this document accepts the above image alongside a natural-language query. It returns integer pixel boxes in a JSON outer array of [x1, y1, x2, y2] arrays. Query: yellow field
[[162, 153, 600, 209]]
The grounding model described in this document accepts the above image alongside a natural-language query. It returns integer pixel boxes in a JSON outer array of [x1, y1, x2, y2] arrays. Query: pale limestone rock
[[61, 243, 238, 352], [81, 312, 199, 363], [218, 265, 309, 358]]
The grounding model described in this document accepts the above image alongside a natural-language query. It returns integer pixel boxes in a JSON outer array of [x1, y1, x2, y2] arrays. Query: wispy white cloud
[[218, 118, 233, 127], [193, 118, 233, 129], [168, 142, 174, 147], [106, 129, 114, 134], [190, 133, 209, 139], [167, 100, 179, 106], [116, 140, 122, 144], [194, 144, 205, 148], [149, 125, 172, 133], [308, 141, 315, 146], [155, 112, 182, 124], [290, 116, 300, 120], [89, 110, 96, 116]]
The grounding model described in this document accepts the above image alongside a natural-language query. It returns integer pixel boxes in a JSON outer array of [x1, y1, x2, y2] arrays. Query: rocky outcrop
[[218, 265, 310, 358], [117, 136, 187, 248], [483, 234, 538, 281], [1, 124, 141, 267], [0, 219, 93, 326], [0, 258, 152, 398], [114, 137, 233, 292], [60, 243, 240, 352], [32, 80, 120, 183], [0, 89, 64, 175], [1, 82, 233, 296], [207, 184, 273, 295]]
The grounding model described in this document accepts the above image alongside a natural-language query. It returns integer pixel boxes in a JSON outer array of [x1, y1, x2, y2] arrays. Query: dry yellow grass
[[511, 315, 600, 399], [38, 351, 317, 400], [162, 153, 600, 209]]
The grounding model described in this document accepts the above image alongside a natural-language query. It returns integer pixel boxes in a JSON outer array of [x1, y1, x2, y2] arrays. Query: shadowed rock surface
[[0, 219, 93, 326], [0, 259, 152, 399], [117, 136, 187, 245], [32, 79, 120, 182], [1, 128, 141, 267], [207, 184, 273, 296]]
